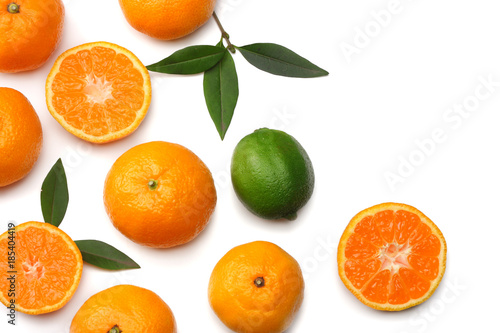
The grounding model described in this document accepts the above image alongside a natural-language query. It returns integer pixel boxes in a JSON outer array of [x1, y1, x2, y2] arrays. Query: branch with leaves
[[41, 159, 140, 270], [147, 12, 329, 140]]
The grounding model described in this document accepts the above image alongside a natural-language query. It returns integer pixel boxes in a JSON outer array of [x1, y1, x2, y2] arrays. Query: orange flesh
[[50, 46, 146, 137], [343, 210, 441, 305], [0, 225, 81, 311]]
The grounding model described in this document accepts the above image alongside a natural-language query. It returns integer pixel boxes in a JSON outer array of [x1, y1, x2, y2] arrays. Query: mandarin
[[104, 141, 217, 248], [0, 0, 64, 73], [0, 88, 43, 187], [119, 0, 217, 40], [70, 284, 177, 333], [208, 241, 304, 333]]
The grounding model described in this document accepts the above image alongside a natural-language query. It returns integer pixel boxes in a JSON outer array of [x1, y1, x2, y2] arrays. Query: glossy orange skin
[[0, 222, 83, 315], [208, 241, 304, 333], [0, 88, 43, 187], [0, 0, 64, 73], [70, 285, 177, 333], [104, 141, 217, 248], [119, 0, 216, 40]]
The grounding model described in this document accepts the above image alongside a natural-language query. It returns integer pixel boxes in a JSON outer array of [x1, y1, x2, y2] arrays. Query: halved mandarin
[[337, 203, 446, 311], [46, 42, 151, 143], [0, 222, 83, 315]]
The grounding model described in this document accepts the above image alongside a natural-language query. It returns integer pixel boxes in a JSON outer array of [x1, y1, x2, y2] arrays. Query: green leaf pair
[[41, 159, 140, 271], [147, 42, 328, 140]]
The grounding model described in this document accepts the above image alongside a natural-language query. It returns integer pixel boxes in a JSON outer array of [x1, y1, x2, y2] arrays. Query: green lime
[[231, 128, 314, 220]]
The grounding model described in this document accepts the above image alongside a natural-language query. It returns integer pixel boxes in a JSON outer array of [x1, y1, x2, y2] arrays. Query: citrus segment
[[394, 210, 420, 244], [388, 273, 410, 304], [344, 259, 381, 289], [46, 42, 151, 143], [374, 210, 395, 243], [399, 268, 430, 299], [354, 216, 385, 246], [362, 270, 391, 303], [345, 233, 379, 259], [0, 222, 83, 314], [408, 255, 439, 280], [338, 203, 446, 311]]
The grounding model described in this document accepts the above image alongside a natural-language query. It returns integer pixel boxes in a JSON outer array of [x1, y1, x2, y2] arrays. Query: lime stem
[[213, 12, 236, 54], [254, 277, 265, 288], [7, 3, 20, 13], [108, 326, 122, 333], [148, 179, 158, 190]]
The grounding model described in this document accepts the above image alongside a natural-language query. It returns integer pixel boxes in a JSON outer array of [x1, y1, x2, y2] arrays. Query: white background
[[1, 0, 499, 332]]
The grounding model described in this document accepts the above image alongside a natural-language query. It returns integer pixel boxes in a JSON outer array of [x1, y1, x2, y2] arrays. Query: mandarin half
[[338, 203, 446, 311]]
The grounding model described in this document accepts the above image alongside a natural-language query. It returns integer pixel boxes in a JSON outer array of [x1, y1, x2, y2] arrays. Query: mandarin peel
[[118, 0, 216, 40], [70, 284, 176, 332], [208, 241, 304, 333], [103, 141, 216, 248], [0, 0, 64, 73], [0, 88, 43, 187]]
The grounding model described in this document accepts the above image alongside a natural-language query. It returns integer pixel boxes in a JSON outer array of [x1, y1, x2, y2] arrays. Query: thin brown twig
[[213, 12, 236, 53]]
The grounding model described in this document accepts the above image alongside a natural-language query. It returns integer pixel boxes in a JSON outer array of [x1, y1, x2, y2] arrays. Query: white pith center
[[83, 73, 113, 104], [22, 256, 45, 280], [378, 242, 411, 274]]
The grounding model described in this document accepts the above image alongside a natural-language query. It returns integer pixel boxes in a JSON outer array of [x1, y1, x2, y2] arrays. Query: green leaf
[[75, 240, 140, 270], [41, 158, 69, 228], [203, 42, 239, 140], [237, 43, 329, 78], [147, 45, 226, 74]]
